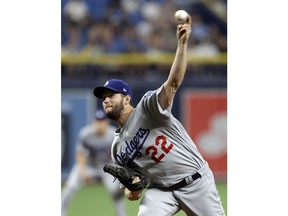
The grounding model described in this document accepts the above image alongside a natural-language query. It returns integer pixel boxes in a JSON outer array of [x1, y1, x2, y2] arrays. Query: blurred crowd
[[61, 0, 227, 56]]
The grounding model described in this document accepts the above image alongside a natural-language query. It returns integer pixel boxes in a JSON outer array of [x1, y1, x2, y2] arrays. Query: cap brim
[[93, 86, 120, 98]]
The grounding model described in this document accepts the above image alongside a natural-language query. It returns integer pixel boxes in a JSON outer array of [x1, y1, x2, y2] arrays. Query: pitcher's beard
[[105, 102, 124, 121]]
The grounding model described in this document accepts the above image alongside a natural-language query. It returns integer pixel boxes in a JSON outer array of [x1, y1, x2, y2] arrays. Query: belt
[[169, 172, 201, 190]]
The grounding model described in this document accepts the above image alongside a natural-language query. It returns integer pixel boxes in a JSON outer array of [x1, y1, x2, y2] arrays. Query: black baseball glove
[[103, 164, 149, 191]]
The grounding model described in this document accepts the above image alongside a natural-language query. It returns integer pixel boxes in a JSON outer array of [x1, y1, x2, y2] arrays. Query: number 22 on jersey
[[145, 135, 174, 163]]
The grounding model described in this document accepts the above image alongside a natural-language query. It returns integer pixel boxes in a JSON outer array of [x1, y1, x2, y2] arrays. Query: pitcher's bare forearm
[[167, 42, 188, 92], [159, 15, 191, 109]]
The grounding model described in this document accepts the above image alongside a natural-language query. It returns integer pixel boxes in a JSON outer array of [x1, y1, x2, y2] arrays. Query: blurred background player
[[61, 109, 126, 216]]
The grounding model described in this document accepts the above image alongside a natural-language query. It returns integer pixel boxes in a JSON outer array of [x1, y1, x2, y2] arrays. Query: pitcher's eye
[[102, 93, 116, 100]]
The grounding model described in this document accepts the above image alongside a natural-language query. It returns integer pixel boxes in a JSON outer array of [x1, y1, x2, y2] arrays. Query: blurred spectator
[[190, 14, 210, 42], [121, 26, 147, 52], [189, 35, 220, 57], [62, 22, 83, 52], [62, 0, 92, 51], [81, 23, 110, 53], [120, 0, 142, 24], [63, 0, 90, 24], [209, 24, 227, 52]]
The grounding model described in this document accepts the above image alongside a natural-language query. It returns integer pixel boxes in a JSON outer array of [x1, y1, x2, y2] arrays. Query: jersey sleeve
[[139, 85, 173, 125]]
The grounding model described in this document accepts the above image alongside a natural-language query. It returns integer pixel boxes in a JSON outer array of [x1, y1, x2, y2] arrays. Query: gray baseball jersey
[[111, 86, 206, 187], [77, 124, 116, 166]]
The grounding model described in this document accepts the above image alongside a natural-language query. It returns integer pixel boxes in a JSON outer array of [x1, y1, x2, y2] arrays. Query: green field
[[65, 182, 227, 216]]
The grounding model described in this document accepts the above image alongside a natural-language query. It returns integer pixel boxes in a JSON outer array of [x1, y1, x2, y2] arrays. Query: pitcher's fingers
[[132, 176, 140, 183], [186, 14, 192, 25]]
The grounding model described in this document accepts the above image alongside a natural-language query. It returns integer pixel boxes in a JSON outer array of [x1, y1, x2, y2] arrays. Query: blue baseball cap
[[93, 79, 132, 99], [94, 109, 107, 120]]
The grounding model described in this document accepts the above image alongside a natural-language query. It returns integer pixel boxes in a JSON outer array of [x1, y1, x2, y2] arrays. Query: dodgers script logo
[[115, 127, 150, 166]]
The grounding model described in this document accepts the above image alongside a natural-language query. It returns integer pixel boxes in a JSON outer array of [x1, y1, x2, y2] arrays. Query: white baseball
[[174, 10, 188, 23]]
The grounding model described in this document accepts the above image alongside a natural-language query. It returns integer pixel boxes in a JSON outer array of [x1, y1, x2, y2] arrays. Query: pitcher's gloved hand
[[103, 164, 149, 191]]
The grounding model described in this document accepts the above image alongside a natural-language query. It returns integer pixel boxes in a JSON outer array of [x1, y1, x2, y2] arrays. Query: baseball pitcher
[[93, 13, 225, 216]]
